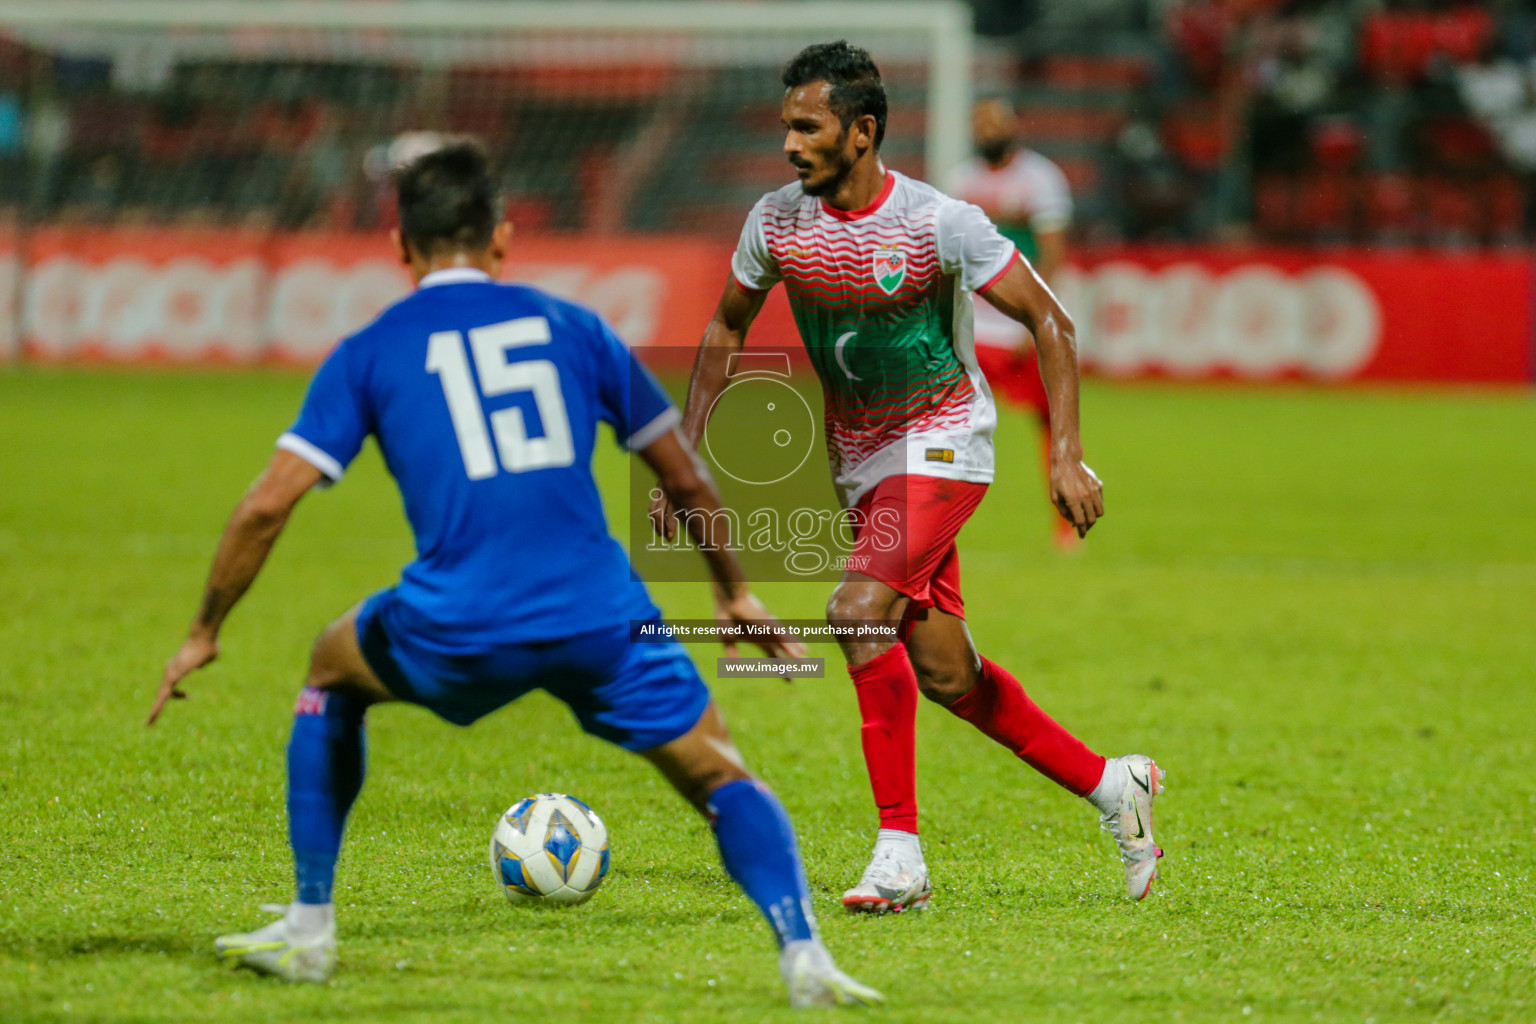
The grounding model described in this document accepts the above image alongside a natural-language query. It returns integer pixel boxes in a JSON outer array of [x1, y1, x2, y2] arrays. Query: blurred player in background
[[653, 42, 1165, 914], [149, 141, 880, 1008], [951, 97, 1079, 549]]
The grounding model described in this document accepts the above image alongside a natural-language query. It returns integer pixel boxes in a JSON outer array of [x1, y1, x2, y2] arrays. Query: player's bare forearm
[[638, 430, 805, 660], [679, 277, 768, 445], [1034, 320, 1083, 461], [980, 259, 1103, 534], [980, 258, 1081, 446], [187, 450, 322, 641], [151, 450, 323, 725], [189, 499, 291, 640], [640, 430, 746, 593], [649, 278, 769, 540]]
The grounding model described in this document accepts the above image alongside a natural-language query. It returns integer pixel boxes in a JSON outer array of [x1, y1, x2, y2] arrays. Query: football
[[488, 793, 611, 905]]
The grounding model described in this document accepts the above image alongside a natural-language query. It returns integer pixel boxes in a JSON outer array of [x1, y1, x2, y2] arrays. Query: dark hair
[[396, 139, 499, 256], [781, 41, 887, 149]]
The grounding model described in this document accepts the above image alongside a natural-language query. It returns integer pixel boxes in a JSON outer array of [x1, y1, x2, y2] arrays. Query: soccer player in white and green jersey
[[654, 42, 1167, 911]]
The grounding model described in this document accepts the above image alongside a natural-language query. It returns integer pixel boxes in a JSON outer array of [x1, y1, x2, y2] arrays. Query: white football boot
[[780, 940, 885, 1008], [840, 838, 931, 913], [215, 903, 336, 983], [1096, 754, 1167, 900]]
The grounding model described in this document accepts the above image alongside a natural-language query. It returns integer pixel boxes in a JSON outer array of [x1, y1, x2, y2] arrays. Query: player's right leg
[[216, 597, 397, 982], [638, 703, 882, 1009]]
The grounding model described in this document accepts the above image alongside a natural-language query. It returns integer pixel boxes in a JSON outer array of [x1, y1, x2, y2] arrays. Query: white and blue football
[[488, 793, 610, 905]]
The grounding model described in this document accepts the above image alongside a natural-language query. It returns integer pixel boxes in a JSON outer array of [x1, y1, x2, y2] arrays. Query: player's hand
[[714, 587, 807, 663], [1050, 457, 1104, 539], [147, 634, 219, 726], [648, 488, 679, 541]]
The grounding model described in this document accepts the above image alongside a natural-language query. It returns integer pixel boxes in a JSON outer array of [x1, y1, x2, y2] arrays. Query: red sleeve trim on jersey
[[731, 272, 765, 295], [977, 247, 1021, 295], [819, 171, 897, 222]]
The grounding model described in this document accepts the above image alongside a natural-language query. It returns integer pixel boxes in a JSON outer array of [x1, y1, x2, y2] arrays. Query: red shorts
[[974, 345, 1049, 423], [848, 474, 988, 619]]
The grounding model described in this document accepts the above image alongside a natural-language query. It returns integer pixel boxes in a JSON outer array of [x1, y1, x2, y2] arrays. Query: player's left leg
[[216, 598, 396, 982], [904, 571, 1166, 901], [558, 627, 880, 1010], [640, 709, 880, 1007]]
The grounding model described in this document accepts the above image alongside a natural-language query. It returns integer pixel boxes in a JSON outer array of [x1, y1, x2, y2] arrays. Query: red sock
[[947, 657, 1105, 796], [849, 644, 920, 833]]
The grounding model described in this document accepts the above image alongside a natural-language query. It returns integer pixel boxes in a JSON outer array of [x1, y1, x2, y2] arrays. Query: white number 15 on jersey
[[425, 316, 575, 479]]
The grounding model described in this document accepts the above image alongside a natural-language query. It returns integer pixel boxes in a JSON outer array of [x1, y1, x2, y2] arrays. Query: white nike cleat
[[780, 940, 884, 1008], [1098, 754, 1166, 900], [215, 903, 336, 983], [841, 843, 931, 914]]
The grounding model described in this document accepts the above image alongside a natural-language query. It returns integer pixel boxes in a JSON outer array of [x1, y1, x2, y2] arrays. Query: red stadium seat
[[1435, 7, 1495, 64], [1252, 175, 1297, 241], [1312, 120, 1363, 172], [1484, 174, 1526, 243], [1425, 175, 1480, 244], [505, 196, 554, 234], [1162, 101, 1224, 173], [1422, 117, 1497, 173], [1296, 172, 1354, 242], [1041, 55, 1151, 89], [1362, 9, 1495, 83], [1166, 1, 1232, 90], [1015, 106, 1126, 142], [1051, 157, 1099, 195], [1364, 173, 1417, 242]]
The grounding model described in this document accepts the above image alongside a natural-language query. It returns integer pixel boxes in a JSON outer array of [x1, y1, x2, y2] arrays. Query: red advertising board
[[13, 228, 727, 363], [1063, 247, 1533, 384], [5, 229, 1532, 384]]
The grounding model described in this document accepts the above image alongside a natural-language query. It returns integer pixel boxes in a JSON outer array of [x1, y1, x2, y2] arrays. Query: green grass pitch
[[1, 368, 1533, 1023]]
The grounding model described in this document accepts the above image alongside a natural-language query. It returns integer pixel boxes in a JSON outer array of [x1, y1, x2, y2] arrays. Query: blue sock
[[707, 779, 817, 947], [287, 687, 367, 905]]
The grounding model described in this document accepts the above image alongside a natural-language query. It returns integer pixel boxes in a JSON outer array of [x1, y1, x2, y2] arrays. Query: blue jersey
[[279, 268, 679, 650]]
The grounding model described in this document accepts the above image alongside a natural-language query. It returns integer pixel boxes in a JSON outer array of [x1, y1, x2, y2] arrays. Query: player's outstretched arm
[[148, 450, 324, 725], [648, 277, 768, 540], [639, 428, 806, 662], [980, 260, 1104, 537]]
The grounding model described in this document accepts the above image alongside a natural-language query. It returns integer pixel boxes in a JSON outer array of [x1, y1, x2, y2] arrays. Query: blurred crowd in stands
[[5, 1, 1536, 248], [0, 37, 598, 233], [1118, 0, 1536, 245]]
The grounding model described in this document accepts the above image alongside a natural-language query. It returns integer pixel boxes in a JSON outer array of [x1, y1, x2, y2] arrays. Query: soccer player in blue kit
[[147, 141, 881, 1009]]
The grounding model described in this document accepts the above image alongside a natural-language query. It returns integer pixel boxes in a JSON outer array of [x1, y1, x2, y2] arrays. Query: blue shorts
[[355, 589, 710, 751]]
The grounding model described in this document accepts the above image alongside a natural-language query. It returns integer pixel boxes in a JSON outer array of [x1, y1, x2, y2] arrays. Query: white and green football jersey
[[731, 170, 1019, 507]]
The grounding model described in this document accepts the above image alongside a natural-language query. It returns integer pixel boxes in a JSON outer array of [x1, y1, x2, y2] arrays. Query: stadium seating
[[2, 2, 1534, 248]]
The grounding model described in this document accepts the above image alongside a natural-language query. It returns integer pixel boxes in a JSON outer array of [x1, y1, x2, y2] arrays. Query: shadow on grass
[[0, 931, 200, 960]]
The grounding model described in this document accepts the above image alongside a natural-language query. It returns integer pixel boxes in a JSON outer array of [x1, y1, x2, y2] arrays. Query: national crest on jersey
[[730, 171, 1020, 506], [872, 246, 906, 295]]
